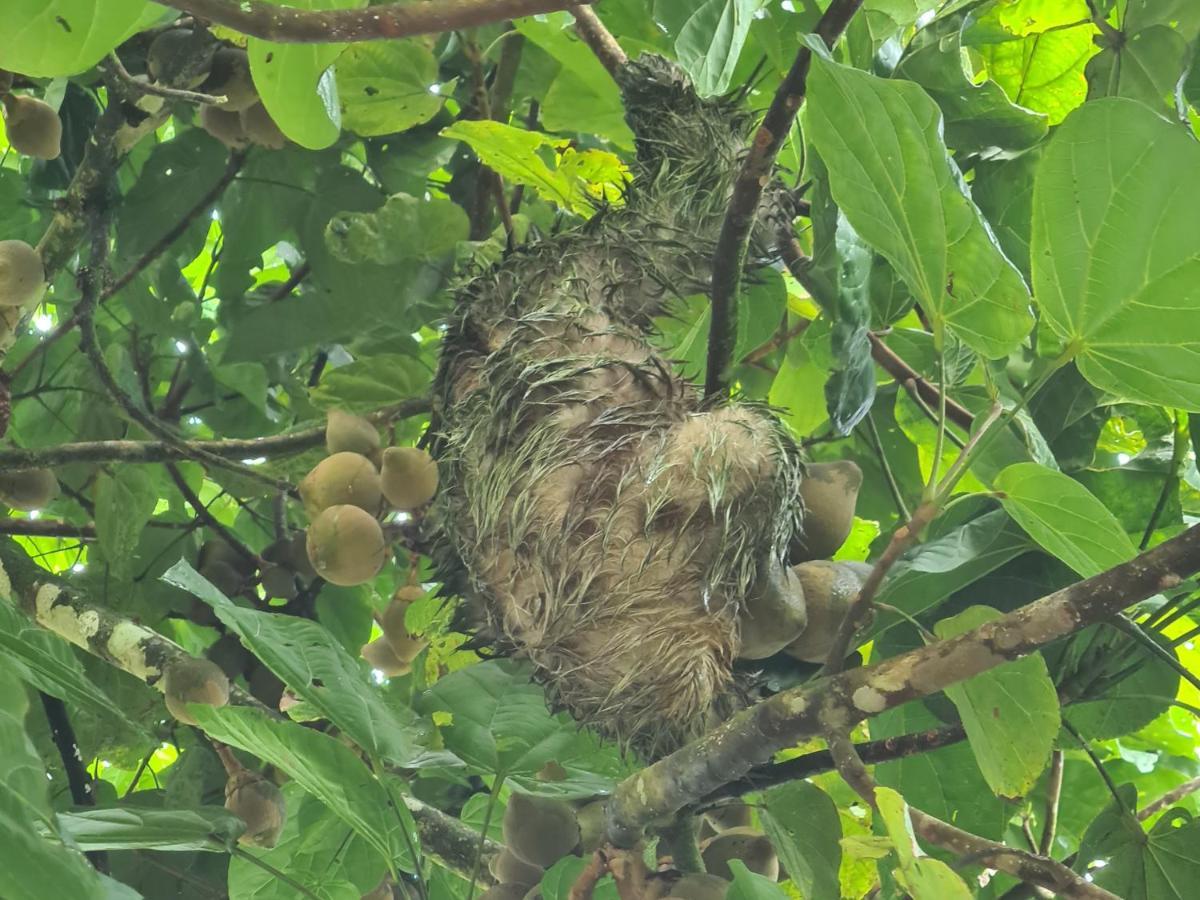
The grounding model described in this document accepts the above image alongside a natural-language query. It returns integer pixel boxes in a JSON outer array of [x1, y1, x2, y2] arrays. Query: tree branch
[[1137, 775, 1200, 821], [39, 692, 109, 871], [157, 0, 589, 43], [605, 520, 1200, 844], [868, 332, 974, 431], [0, 398, 429, 468], [570, 5, 627, 77], [0, 519, 97, 539], [704, 0, 864, 398], [702, 723, 967, 803]]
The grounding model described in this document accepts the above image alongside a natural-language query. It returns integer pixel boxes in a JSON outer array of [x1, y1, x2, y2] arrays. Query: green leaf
[[94, 467, 159, 580], [1060, 625, 1180, 740], [514, 14, 634, 149], [805, 45, 1033, 358], [0, 792, 142, 900], [668, 0, 762, 97], [935, 606, 1061, 797], [805, 155, 876, 434], [0, 663, 51, 818], [191, 704, 418, 871], [325, 193, 468, 266], [726, 859, 790, 899], [309, 354, 432, 410], [441, 120, 627, 216], [0, 0, 149, 77], [872, 678, 1009, 842], [896, 20, 1048, 155], [414, 659, 630, 796], [971, 151, 1040, 283], [248, 0, 367, 150], [994, 462, 1136, 577], [869, 509, 1032, 638], [874, 788, 974, 900], [56, 806, 245, 852], [0, 601, 145, 736], [968, 7, 1098, 125], [539, 856, 619, 900], [117, 129, 229, 266], [337, 41, 444, 137], [227, 784, 388, 900], [1077, 787, 1200, 899], [162, 560, 451, 769], [1032, 98, 1200, 410], [760, 782, 841, 900], [1086, 26, 1191, 112]]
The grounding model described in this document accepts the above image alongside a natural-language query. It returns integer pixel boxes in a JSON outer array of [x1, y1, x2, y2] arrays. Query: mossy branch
[[605, 520, 1200, 844], [156, 0, 589, 43]]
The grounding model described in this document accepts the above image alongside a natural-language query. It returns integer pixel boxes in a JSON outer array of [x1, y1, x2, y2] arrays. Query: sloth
[[430, 56, 808, 757]]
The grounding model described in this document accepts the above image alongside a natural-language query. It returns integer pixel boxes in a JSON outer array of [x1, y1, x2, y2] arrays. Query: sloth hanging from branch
[[429, 46, 865, 758]]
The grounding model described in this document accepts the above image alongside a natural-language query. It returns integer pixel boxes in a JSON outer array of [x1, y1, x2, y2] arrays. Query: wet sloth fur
[[432, 56, 804, 757]]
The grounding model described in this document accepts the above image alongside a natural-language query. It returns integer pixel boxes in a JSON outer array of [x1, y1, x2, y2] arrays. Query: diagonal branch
[[605, 520, 1200, 845], [157, 0, 589, 43], [704, 0, 865, 398]]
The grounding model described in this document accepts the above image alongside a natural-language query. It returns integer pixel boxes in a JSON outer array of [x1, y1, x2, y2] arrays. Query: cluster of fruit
[[480, 793, 606, 899], [737, 460, 870, 663], [480, 796, 777, 898], [146, 28, 285, 150], [300, 409, 438, 586]]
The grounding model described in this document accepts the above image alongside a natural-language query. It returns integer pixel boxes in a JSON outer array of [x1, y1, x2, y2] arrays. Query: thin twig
[[868, 332, 974, 430], [9, 152, 246, 383], [819, 502, 937, 677], [1038, 750, 1064, 856], [156, 0, 590, 43], [39, 693, 108, 873], [704, 0, 865, 398], [0, 398, 429, 468], [105, 52, 226, 105], [0, 519, 97, 539], [164, 462, 260, 568], [1138, 775, 1200, 821], [76, 246, 292, 492], [1140, 411, 1186, 549], [862, 411, 911, 520]]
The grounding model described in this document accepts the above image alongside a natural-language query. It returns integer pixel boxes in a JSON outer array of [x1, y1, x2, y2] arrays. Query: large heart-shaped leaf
[[1032, 98, 1200, 411]]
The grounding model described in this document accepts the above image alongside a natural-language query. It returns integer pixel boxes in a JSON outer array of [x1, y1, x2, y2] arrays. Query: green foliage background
[[2, 0, 1200, 898]]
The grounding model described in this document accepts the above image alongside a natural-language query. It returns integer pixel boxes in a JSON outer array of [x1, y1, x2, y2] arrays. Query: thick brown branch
[[0, 398, 428, 469], [704, 0, 864, 398], [606, 520, 1200, 844], [157, 0, 587, 43]]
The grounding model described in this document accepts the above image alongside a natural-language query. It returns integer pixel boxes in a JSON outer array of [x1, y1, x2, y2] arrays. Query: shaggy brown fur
[[430, 56, 804, 756]]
